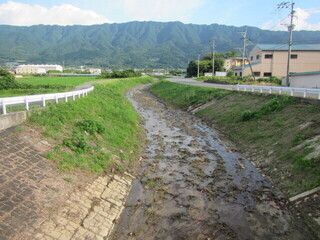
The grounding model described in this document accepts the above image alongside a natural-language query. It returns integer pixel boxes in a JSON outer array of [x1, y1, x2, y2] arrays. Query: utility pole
[[197, 54, 200, 78], [238, 29, 247, 77], [212, 40, 215, 78], [278, 1, 295, 86]]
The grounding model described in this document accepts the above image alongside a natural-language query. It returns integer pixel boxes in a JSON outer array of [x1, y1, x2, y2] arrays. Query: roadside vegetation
[[27, 76, 153, 173], [196, 75, 282, 86], [150, 80, 320, 196]]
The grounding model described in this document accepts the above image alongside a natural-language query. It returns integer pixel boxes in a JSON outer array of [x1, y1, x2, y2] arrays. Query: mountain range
[[1, 21, 320, 69]]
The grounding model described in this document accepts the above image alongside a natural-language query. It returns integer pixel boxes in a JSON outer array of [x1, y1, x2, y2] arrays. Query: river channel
[[110, 84, 315, 240]]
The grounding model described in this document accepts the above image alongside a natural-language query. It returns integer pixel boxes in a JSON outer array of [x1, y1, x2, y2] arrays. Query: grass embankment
[[150, 80, 320, 196], [28, 77, 153, 173], [0, 76, 97, 97]]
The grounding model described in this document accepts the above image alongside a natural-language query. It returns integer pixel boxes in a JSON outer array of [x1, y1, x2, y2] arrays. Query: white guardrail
[[236, 84, 320, 99], [0, 86, 94, 115]]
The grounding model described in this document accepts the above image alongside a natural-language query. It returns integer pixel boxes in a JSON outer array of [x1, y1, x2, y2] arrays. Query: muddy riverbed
[[110, 84, 316, 240]]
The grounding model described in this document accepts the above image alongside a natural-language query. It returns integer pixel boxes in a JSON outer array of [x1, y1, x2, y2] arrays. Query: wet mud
[[110, 84, 316, 240]]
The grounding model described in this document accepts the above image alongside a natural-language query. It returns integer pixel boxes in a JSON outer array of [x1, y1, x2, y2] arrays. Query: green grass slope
[[28, 76, 153, 173], [150, 81, 320, 196]]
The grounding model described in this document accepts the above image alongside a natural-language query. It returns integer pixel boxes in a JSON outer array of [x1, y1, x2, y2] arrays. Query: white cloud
[[262, 8, 320, 31], [0, 1, 111, 26], [122, 0, 204, 22]]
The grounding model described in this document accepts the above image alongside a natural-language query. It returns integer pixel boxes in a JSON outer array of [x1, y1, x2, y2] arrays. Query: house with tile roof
[[234, 44, 320, 79]]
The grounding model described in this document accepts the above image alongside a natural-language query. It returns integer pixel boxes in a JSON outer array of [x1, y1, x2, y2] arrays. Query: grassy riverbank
[[27, 76, 153, 173], [150, 80, 320, 196]]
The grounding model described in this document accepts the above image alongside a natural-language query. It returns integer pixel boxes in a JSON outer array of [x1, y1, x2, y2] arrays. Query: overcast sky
[[0, 0, 319, 31]]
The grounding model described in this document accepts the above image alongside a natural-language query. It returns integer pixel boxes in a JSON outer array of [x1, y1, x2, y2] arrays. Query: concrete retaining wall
[[0, 111, 27, 131], [290, 74, 320, 88]]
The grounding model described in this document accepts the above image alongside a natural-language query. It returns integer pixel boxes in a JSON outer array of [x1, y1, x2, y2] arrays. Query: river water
[[110, 84, 315, 240]]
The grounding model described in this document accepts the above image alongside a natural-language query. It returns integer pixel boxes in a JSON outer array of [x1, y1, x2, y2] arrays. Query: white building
[[15, 64, 63, 74], [89, 68, 102, 74]]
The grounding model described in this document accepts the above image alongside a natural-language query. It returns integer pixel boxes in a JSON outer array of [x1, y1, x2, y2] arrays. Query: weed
[[63, 133, 88, 153], [63, 177, 73, 182], [76, 119, 105, 134], [241, 110, 256, 121]]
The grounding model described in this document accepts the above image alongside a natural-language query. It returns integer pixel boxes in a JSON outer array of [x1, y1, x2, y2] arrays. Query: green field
[[18, 76, 98, 87], [27, 76, 153, 173], [0, 76, 100, 98]]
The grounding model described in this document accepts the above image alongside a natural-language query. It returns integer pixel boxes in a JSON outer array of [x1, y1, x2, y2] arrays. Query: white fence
[[0, 86, 94, 115], [236, 85, 320, 99]]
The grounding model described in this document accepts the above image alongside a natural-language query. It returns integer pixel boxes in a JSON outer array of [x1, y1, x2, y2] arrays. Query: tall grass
[[28, 76, 153, 173]]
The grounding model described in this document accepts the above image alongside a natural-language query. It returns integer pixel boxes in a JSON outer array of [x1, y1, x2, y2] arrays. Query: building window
[[256, 55, 260, 60], [265, 54, 273, 59], [254, 72, 261, 77], [264, 72, 272, 77], [250, 56, 253, 61], [240, 72, 242, 77], [235, 72, 238, 76], [291, 54, 298, 59]]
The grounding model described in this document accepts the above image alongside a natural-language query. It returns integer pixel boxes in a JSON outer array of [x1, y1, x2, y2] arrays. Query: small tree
[[227, 70, 235, 77], [0, 69, 18, 90]]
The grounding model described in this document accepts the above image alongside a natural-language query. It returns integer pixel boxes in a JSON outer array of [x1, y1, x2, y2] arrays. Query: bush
[[97, 69, 142, 79], [256, 76, 282, 85], [0, 69, 18, 90], [76, 119, 105, 134], [63, 133, 88, 153], [241, 110, 256, 121], [226, 70, 235, 77]]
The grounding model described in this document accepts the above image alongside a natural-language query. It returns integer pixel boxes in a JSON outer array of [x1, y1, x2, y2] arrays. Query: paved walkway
[[0, 126, 133, 240]]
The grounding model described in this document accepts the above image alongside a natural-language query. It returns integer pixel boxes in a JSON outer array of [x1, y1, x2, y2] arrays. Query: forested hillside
[[1, 21, 320, 68]]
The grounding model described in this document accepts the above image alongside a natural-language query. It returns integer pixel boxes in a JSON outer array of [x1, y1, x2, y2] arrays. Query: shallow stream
[[110, 84, 314, 240]]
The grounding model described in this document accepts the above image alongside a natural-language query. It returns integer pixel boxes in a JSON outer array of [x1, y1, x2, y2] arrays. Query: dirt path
[[110, 84, 316, 240]]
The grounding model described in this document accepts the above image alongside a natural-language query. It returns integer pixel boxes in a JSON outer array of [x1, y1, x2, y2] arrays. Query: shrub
[[63, 133, 88, 153], [76, 119, 105, 134], [226, 70, 235, 77], [97, 69, 142, 79], [240, 110, 256, 121], [0, 69, 18, 90]]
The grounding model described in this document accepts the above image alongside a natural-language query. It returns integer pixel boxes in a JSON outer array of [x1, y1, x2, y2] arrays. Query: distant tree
[[223, 51, 240, 58], [227, 70, 235, 77], [169, 69, 185, 76], [186, 53, 225, 77], [0, 69, 18, 90]]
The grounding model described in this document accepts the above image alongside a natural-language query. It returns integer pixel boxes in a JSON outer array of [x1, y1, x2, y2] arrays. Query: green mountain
[[0, 21, 320, 68]]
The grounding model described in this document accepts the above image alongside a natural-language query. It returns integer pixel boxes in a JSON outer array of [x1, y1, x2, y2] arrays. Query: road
[[167, 77, 320, 100]]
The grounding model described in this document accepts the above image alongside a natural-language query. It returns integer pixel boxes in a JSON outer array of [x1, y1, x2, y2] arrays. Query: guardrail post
[[237, 85, 239, 91], [244, 87, 246, 92], [291, 90, 294, 96], [269, 88, 272, 94], [2, 99, 6, 115], [55, 95, 58, 103], [25, 96, 29, 111], [73, 93, 75, 100], [251, 87, 254, 92], [42, 96, 46, 107], [260, 87, 262, 93], [318, 92, 320, 100], [304, 90, 307, 98], [65, 93, 68, 102]]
